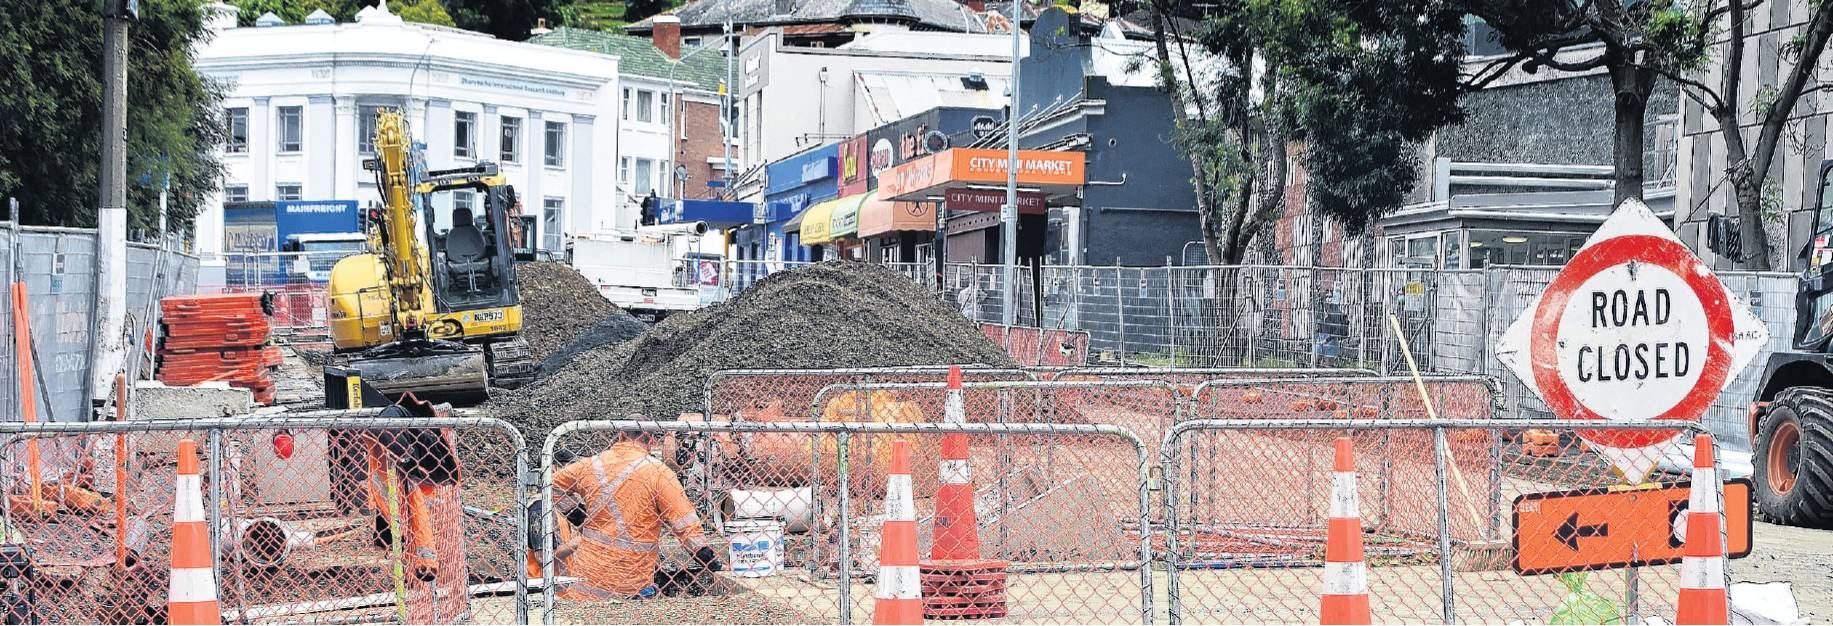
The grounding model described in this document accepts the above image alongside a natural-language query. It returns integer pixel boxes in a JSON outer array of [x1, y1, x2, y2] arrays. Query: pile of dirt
[[516, 261, 630, 361], [486, 261, 1014, 444], [536, 312, 650, 376]]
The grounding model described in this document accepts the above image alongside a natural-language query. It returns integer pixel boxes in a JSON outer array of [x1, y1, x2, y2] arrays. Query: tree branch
[[1649, 64, 1727, 114], [1460, 54, 1527, 90], [1755, 3, 1833, 177]]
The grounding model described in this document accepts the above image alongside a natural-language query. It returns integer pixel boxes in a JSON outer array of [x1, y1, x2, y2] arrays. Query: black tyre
[[1754, 392, 1833, 528]]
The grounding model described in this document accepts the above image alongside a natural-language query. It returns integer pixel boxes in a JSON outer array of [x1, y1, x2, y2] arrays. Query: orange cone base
[[920, 559, 1009, 620], [1320, 594, 1371, 625], [873, 597, 923, 625], [168, 601, 222, 626], [1676, 587, 1729, 625]]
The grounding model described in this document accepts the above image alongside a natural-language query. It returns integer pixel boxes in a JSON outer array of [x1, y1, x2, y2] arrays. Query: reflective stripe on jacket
[[552, 442, 708, 598]]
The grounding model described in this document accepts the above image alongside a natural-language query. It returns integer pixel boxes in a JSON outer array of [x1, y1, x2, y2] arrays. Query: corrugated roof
[[629, 0, 987, 34], [854, 70, 1009, 126], [529, 27, 727, 92]]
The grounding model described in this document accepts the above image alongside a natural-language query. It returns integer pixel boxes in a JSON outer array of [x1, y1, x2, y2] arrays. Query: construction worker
[[551, 421, 721, 599], [364, 395, 459, 583]]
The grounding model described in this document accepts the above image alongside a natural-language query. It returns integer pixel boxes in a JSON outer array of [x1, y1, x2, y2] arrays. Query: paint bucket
[[722, 487, 815, 533], [724, 517, 784, 578]]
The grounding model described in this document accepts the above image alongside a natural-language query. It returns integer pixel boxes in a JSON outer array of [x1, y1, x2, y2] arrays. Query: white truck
[[569, 222, 713, 321]]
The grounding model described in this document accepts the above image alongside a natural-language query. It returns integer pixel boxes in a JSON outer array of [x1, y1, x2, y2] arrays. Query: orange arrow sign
[[1511, 479, 1751, 575]]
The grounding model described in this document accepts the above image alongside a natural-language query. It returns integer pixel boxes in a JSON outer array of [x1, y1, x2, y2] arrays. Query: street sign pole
[[1000, 0, 1021, 332]]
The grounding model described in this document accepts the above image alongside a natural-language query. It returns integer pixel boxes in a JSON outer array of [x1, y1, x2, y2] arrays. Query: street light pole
[[1000, 0, 1021, 328], [92, 0, 134, 409]]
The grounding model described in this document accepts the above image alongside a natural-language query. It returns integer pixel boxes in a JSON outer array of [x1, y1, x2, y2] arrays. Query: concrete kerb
[[1157, 418, 1707, 625], [537, 419, 1152, 626], [0, 411, 533, 625]]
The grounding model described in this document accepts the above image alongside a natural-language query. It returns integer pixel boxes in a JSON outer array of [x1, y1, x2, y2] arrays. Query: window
[[225, 108, 248, 153], [453, 191, 476, 219], [542, 197, 564, 251], [276, 184, 302, 201], [224, 185, 249, 203], [636, 90, 654, 123], [454, 111, 476, 158], [544, 121, 566, 167], [358, 105, 382, 155], [276, 106, 302, 153], [661, 160, 673, 195], [621, 88, 632, 120], [633, 158, 654, 196], [500, 117, 521, 163], [660, 92, 671, 126], [620, 157, 633, 188]]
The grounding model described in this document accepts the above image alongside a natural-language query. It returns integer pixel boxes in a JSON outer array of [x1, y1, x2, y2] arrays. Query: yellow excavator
[[324, 109, 536, 402]]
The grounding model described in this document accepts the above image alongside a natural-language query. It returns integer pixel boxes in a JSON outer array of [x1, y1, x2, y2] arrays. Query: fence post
[[1114, 265, 1127, 364], [1161, 430, 1182, 626], [207, 428, 226, 599], [1431, 426, 1457, 624], [835, 430, 853, 625], [1165, 260, 1177, 366]]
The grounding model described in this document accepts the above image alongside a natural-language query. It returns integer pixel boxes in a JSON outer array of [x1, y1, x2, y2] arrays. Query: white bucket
[[724, 517, 784, 578], [722, 487, 815, 533]]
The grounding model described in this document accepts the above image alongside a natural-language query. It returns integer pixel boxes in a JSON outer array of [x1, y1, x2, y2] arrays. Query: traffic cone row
[[919, 366, 1009, 620], [1676, 434, 1728, 625], [873, 440, 922, 625], [1321, 437, 1371, 625], [168, 439, 221, 625]]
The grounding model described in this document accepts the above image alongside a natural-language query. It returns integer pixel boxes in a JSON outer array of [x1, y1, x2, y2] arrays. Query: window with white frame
[[660, 92, 671, 126], [225, 107, 248, 153], [358, 105, 382, 155], [276, 106, 302, 153], [542, 197, 564, 251], [636, 90, 654, 123], [224, 184, 249, 202], [454, 111, 476, 158], [620, 157, 633, 188], [544, 121, 566, 167], [276, 184, 302, 201], [633, 158, 654, 196], [453, 190, 476, 214], [500, 117, 521, 163], [621, 88, 632, 120]]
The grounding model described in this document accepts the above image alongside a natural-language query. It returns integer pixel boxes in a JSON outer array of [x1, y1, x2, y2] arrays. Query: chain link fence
[[0, 413, 529, 625], [1161, 419, 1728, 625]]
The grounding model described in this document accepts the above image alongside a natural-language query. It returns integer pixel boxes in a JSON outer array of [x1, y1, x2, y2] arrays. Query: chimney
[[530, 17, 553, 36], [963, 0, 985, 11], [653, 15, 682, 59]]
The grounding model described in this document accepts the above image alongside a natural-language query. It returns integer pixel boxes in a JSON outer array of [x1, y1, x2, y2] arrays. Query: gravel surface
[[486, 261, 1015, 446], [518, 261, 628, 362], [554, 588, 820, 625], [1736, 521, 1833, 622], [537, 312, 650, 377]]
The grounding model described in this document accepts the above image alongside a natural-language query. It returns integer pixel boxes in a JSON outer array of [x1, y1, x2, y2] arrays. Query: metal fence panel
[[0, 414, 530, 625], [539, 420, 1151, 625]]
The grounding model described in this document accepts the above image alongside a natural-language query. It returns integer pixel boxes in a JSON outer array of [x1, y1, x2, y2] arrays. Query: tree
[[398, 0, 458, 26], [0, 0, 224, 231], [444, 0, 563, 40], [1660, 2, 1833, 270], [623, 0, 680, 24], [1463, 1, 1718, 207]]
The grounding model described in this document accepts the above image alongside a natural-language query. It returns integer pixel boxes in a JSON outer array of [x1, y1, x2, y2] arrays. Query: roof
[[854, 70, 1010, 125], [982, 1, 1177, 40], [628, 0, 988, 34], [530, 27, 726, 92]]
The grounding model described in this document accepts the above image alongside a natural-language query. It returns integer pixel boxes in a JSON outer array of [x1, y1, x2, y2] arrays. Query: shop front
[[858, 191, 937, 264], [735, 144, 839, 286], [878, 147, 1086, 265]]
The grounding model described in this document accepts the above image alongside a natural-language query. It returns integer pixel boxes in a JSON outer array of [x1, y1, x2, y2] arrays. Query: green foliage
[[620, 0, 677, 24], [397, 0, 457, 26], [445, 0, 565, 40], [0, 0, 225, 230]]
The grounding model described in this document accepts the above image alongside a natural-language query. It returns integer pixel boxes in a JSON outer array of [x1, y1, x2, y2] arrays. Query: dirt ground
[[1736, 521, 1833, 622]]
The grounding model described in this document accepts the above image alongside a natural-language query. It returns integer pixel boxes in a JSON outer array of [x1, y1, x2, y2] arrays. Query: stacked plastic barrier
[[157, 293, 280, 404]]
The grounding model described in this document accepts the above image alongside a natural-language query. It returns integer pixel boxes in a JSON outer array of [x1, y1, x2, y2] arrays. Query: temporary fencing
[[702, 367, 1038, 423], [0, 413, 530, 625], [1161, 418, 1726, 625], [538, 419, 1152, 625]]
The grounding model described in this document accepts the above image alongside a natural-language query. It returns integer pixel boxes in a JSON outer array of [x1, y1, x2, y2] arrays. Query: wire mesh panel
[[1162, 419, 1727, 625], [703, 367, 1037, 423], [0, 415, 529, 625], [538, 421, 1151, 625]]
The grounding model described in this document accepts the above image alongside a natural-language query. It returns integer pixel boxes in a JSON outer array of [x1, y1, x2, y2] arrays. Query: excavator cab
[[1794, 159, 1833, 352], [420, 165, 521, 313]]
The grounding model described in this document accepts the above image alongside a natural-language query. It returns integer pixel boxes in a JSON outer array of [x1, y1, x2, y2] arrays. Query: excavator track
[[484, 337, 537, 390]]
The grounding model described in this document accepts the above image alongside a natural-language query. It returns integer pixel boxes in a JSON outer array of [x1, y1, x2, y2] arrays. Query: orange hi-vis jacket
[[553, 442, 710, 599]]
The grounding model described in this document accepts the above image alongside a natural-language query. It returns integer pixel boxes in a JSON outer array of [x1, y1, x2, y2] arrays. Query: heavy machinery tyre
[[1755, 390, 1833, 528]]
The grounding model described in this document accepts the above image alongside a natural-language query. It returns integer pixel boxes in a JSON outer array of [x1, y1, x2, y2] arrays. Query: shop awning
[[858, 191, 937, 237], [799, 195, 844, 244], [830, 196, 861, 239], [879, 147, 1087, 202], [658, 199, 757, 228]]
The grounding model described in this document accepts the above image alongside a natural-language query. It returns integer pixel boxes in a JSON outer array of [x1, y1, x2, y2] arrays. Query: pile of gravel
[[516, 261, 629, 362], [486, 261, 1014, 445]]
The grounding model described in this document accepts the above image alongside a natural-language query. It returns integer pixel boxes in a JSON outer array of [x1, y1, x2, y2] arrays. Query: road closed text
[[1574, 288, 1691, 382]]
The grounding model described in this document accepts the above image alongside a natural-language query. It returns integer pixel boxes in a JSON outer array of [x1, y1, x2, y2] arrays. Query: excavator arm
[[371, 110, 434, 338]]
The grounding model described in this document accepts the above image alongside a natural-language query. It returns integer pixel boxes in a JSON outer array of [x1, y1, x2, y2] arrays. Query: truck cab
[[569, 222, 711, 321]]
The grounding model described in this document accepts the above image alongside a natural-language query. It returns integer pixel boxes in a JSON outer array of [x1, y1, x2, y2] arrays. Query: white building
[[192, 2, 622, 261]]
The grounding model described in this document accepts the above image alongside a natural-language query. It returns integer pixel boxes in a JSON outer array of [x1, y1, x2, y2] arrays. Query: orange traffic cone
[[1321, 437, 1370, 625], [168, 439, 221, 625], [1676, 434, 1728, 625], [874, 440, 922, 625], [931, 366, 980, 561]]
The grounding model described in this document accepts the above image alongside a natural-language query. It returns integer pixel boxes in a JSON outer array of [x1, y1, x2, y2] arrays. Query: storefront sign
[[800, 157, 834, 183], [879, 148, 1086, 200], [838, 136, 870, 196], [944, 188, 1046, 214]]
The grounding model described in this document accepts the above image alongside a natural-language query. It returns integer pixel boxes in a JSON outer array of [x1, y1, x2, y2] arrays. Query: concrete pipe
[[721, 487, 815, 534]]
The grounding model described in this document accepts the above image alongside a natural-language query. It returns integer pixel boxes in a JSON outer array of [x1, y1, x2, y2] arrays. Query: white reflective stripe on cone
[[939, 460, 971, 485], [944, 393, 965, 424], [1321, 562, 1367, 595], [885, 476, 913, 521], [1680, 556, 1726, 589], [875, 565, 921, 600], [1690, 469, 1719, 513], [174, 476, 205, 523], [1330, 473, 1359, 518], [168, 568, 219, 603]]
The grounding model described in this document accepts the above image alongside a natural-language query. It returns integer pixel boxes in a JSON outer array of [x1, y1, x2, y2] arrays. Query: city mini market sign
[[878, 148, 1086, 200], [1494, 198, 1769, 480]]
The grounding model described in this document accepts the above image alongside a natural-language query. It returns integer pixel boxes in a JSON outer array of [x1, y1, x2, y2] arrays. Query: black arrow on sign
[[1555, 512, 1610, 550]]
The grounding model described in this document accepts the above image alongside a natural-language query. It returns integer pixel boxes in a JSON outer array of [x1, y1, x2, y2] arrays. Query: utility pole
[[723, 3, 735, 200], [92, 0, 135, 409], [1000, 0, 1021, 328]]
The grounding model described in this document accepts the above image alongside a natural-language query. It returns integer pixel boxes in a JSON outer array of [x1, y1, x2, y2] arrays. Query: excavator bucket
[[338, 339, 490, 405]]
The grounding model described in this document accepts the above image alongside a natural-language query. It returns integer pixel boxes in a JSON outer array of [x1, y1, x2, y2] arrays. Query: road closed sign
[[1495, 199, 1769, 480]]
